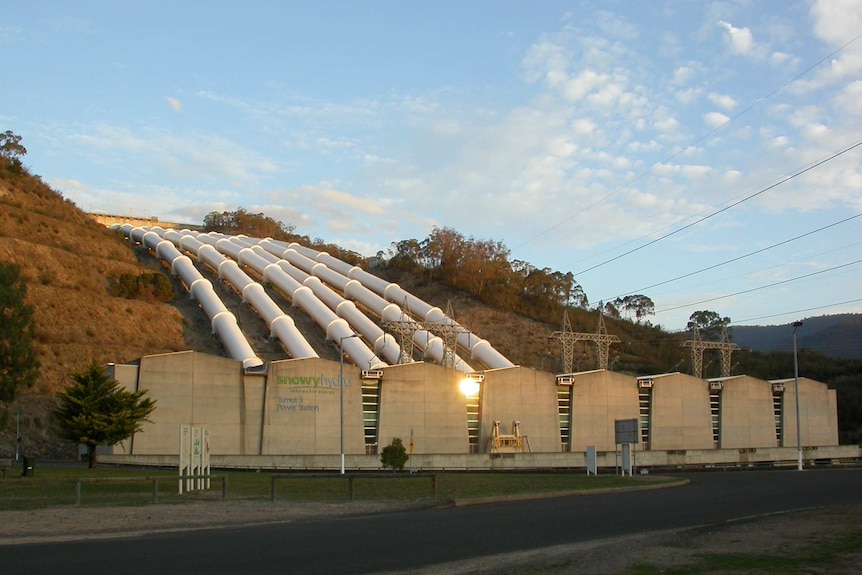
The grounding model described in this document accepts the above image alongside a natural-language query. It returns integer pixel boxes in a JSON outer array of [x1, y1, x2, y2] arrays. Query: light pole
[[15, 407, 21, 461], [792, 320, 803, 471], [339, 333, 360, 475]]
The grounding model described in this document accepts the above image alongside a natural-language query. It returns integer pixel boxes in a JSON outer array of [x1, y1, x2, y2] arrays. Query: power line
[[511, 30, 862, 253], [654, 258, 862, 315], [602, 213, 862, 301], [574, 139, 862, 276], [646, 239, 862, 298]]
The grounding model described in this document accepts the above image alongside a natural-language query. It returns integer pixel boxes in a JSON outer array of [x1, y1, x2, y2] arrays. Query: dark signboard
[[615, 418, 639, 444]]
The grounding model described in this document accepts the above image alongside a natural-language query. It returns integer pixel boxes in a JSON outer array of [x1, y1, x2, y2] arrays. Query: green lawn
[[0, 467, 674, 510]]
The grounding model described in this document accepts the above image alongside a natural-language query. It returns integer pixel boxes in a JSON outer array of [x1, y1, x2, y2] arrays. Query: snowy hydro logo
[[276, 374, 351, 389]]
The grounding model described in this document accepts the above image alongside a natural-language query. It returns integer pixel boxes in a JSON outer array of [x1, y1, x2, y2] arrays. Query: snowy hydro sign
[[274, 374, 353, 415]]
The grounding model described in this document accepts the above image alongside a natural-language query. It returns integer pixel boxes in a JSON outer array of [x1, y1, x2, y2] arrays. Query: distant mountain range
[[732, 314, 862, 359]]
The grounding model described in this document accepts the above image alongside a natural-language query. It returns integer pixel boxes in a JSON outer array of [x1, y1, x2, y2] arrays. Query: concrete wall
[[262, 358, 366, 456], [377, 362, 469, 455], [479, 367, 561, 453], [113, 352, 843, 463], [126, 351, 246, 455], [777, 378, 840, 447], [101, 444, 862, 471], [649, 373, 714, 450], [718, 375, 778, 449], [569, 370, 640, 452], [88, 212, 202, 230]]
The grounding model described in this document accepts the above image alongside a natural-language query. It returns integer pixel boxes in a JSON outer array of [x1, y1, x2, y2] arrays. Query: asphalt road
[[1, 468, 860, 574]]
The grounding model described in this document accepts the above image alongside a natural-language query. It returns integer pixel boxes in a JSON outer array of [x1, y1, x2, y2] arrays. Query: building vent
[[556, 375, 575, 386], [772, 382, 785, 393], [709, 381, 724, 391], [464, 372, 485, 383], [361, 369, 384, 381], [637, 378, 654, 388]]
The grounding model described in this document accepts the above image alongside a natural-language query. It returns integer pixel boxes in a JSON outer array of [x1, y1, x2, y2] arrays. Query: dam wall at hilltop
[[88, 212, 202, 230]]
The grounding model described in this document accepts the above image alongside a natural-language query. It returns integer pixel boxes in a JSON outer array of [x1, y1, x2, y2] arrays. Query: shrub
[[380, 437, 409, 472], [109, 272, 174, 302]]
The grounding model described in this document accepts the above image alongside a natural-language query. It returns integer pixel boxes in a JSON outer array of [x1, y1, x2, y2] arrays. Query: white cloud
[[654, 116, 681, 134], [717, 20, 758, 57], [0, 25, 24, 43], [721, 170, 743, 185], [704, 111, 730, 128], [563, 69, 610, 101], [166, 97, 182, 112], [300, 185, 387, 217], [676, 87, 703, 104], [69, 124, 280, 188], [672, 66, 693, 85], [810, 0, 862, 46], [769, 135, 789, 148], [707, 93, 737, 110], [802, 123, 829, 141], [627, 140, 661, 152], [803, 0, 862, 89], [51, 178, 88, 192], [769, 51, 795, 66], [653, 162, 713, 179], [521, 39, 568, 86], [571, 118, 597, 135], [835, 81, 862, 114]]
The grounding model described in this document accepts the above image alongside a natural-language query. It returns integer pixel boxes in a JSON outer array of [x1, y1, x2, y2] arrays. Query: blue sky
[[3, 1, 861, 332]]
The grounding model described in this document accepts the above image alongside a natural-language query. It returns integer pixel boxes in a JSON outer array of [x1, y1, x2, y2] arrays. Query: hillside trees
[[687, 310, 731, 340], [203, 207, 366, 266], [612, 295, 655, 323], [387, 226, 588, 323], [203, 208, 295, 238], [0, 263, 40, 406], [0, 130, 26, 171], [54, 362, 156, 468]]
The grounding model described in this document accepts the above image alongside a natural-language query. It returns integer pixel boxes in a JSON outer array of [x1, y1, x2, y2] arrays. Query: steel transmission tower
[[380, 299, 417, 365], [426, 301, 469, 370], [549, 306, 621, 371], [682, 323, 740, 378], [549, 311, 578, 373]]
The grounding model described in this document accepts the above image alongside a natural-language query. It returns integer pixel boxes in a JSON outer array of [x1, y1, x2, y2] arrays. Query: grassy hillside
[[0, 163, 197, 456], [0, 163, 191, 395]]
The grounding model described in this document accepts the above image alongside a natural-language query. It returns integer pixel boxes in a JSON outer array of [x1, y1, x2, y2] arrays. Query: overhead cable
[[575, 138, 862, 276], [654, 258, 862, 315], [603, 213, 862, 301]]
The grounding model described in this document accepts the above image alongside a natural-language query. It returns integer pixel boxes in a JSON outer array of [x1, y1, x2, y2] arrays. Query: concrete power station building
[[102, 224, 851, 470]]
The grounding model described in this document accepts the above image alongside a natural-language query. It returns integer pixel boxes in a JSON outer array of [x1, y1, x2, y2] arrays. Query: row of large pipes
[[265, 239, 515, 370], [126, 225, 386, 370], [120, 224, 265, 370], [166, 230, 320, 362], [252, 238, 471, 371], [208, 234, 387, 369], [117, 224, 514, 372]]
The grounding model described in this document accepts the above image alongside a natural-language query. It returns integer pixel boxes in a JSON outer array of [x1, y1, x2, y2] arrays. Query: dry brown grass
[[0, 167, 193, 455]]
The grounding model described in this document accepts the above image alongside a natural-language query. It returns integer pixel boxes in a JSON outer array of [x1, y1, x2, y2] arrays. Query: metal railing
[[270, 472, 437, 502], [74, 474, 227, 506]]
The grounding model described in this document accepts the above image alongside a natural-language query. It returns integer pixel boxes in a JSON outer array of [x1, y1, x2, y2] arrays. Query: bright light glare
[[459, 378, 481, 397]]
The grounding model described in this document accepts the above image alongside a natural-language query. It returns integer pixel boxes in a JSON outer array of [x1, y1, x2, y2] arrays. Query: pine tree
[[0, 263, 39, 405], [54, 361, 156, 468]]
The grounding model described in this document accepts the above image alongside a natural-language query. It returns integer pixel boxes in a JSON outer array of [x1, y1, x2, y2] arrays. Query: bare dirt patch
[[0, 499, 435, 545]]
